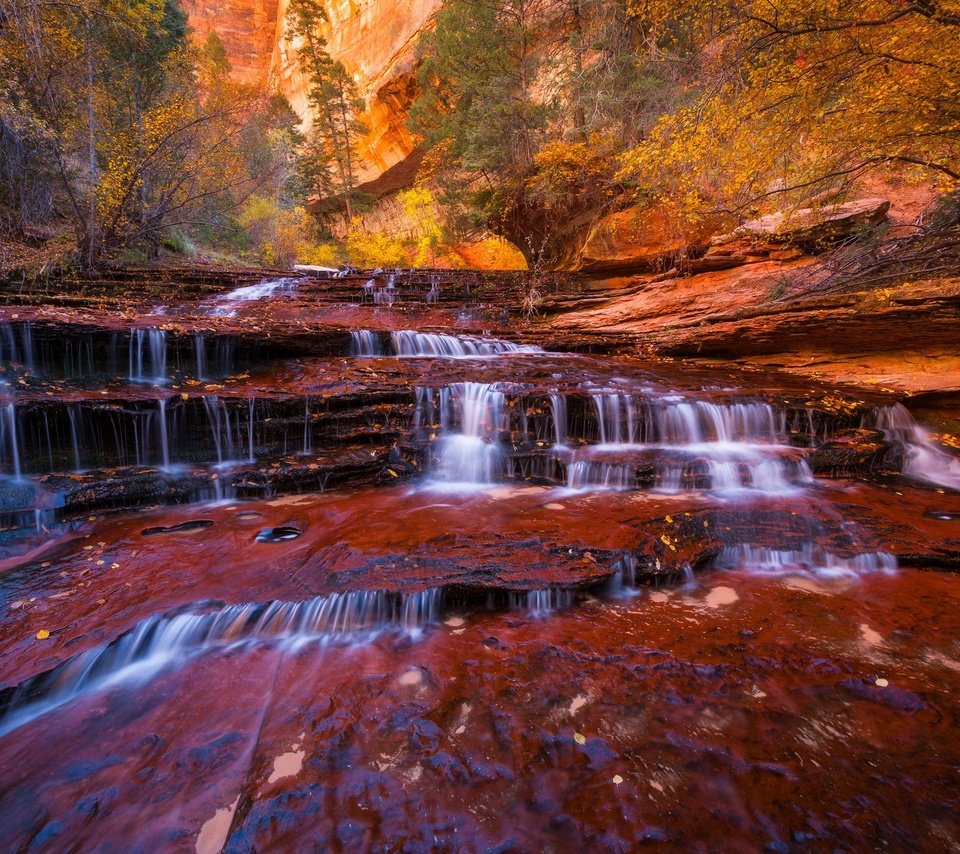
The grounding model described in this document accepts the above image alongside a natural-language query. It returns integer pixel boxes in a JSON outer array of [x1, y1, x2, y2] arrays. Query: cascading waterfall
[[392, 330, 542, 358], [715, 544, 898, 577], [208, 278, 299, 316], [2, 403, 22, 480], [868, 403, 960, 490], [349, 329, 542, 358], [567, 393, 810, 493], [0, 588, 445, 737], [128, 328, 168, 385], [549, 394, 568, 448], [425, 382, 509, 485], [194, 335, 207, 381], [350, 330, 383, 356]]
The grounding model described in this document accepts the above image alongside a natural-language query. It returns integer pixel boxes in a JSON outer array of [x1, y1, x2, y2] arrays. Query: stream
[[1, 270, 959, 850]]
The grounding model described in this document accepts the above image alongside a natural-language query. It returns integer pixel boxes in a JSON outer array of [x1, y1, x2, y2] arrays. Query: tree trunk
[[85, 15, 98, 270]]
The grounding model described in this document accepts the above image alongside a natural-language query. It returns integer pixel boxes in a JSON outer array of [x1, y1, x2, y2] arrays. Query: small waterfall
[[606, 554, 639, 597], [302, 397, 312, 455], [508, 588, 574, 617], [350, 330, 383, 356], [209, 278, 298, 316], [549, 394, 568, 447], [67, 404, 83, 471], [426, 275, 440, 304], [20, 323, 35, 373], [128, 328, 168, 384], [0, 588, 444, 737], [391, 330, 542, 358], [158, 399, 171, 470], [194, 335, 207, 380], [2, 403, 22, 480], [592, 395, 784, 447], [715, 544, 898, 577], [570, 393, 804, 494], [868, 403, 960, 490], [247, 398, 256, 463], [0, 322, 36, 373], [430, 382, 509, 485], [567, 461, 633, 490]]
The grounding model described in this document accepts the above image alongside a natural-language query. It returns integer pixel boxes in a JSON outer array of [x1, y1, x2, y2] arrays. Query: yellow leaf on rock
[[35, 629, 50, 640], [573, 732, 586, 745]]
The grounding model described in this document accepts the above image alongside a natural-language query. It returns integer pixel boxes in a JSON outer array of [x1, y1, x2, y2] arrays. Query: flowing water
[[1, 273, 959, 850]]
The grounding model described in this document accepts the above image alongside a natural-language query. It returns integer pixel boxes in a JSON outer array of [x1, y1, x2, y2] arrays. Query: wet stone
[[255, 526, 304, 543], [141, 520, 215, 536]]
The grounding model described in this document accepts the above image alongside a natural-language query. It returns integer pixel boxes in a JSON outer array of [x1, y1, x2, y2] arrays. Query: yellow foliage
[[619, 1, 960, 222], [399, 186, 444, 266], [345, 218, 412, 267]]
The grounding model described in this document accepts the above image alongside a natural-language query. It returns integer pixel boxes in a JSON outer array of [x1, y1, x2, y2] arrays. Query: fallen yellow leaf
[[35, 629, 50, 640]]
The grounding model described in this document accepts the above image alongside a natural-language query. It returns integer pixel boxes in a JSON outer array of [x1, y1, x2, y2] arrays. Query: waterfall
[[715, 544, 897, 577], [302, 397, 312, 455], [67, 404, 83, 471], [194, 335, 207, 380], [429, 382, 509, 485], [508, 588, 574, 617], [606, 554, 639, 597], [592, 395, 784, 447], [247, 398, 256, 463], [868, 403, 960, 490], [572, 393, 804, 494], [2, 403, 22, 480], [128, 328, 168, 384], [391, 330, 542, 358], [208, 278, 299, 316], [567, 461, 634, 490], [350, 330, 383, 356], [549, 393, 568, 447], [0, 588, 445, 737], [158, 399, 171, 470]]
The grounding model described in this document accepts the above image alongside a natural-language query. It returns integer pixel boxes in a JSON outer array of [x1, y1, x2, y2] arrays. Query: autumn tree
[[619, 0, 960, 222]]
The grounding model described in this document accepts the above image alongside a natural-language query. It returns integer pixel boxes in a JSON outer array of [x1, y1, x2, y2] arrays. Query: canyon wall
[[184, 0, 436, 186], [180, 0, 280, 84]]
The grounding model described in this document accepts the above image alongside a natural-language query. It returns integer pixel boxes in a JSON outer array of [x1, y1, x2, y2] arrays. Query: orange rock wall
[[180, 0, 280, 84], [183, 0, 436, 184]]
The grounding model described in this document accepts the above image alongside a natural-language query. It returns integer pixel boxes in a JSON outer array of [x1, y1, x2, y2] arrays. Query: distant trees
[[0, 0, 303, 269], [408, 0, 686, 261], [409, 0, 960, 258]]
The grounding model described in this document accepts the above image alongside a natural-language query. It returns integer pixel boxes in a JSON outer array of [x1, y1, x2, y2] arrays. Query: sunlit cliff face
[[182, 0, 436, 184]]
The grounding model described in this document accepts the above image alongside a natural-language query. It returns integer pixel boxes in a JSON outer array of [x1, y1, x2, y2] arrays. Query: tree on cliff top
[[619, 0, 960, 221], [285, 0, 367, 219]]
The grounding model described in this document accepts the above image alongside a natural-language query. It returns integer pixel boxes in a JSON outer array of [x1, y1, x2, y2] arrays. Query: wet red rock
[[2, 268, 960, 851]]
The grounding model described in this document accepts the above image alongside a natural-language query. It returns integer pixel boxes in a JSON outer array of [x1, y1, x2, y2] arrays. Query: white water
[[423, 382, 509, 486], [0, 588, 444, 737], [349, 329, 542, 358], [565, 394, 810, 494], [208, 278, 298, 316], [2, 402, 22, 480], [715, 544, 898, 578], [128, 328, 168, 385], [869, 403, 960, 490]]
